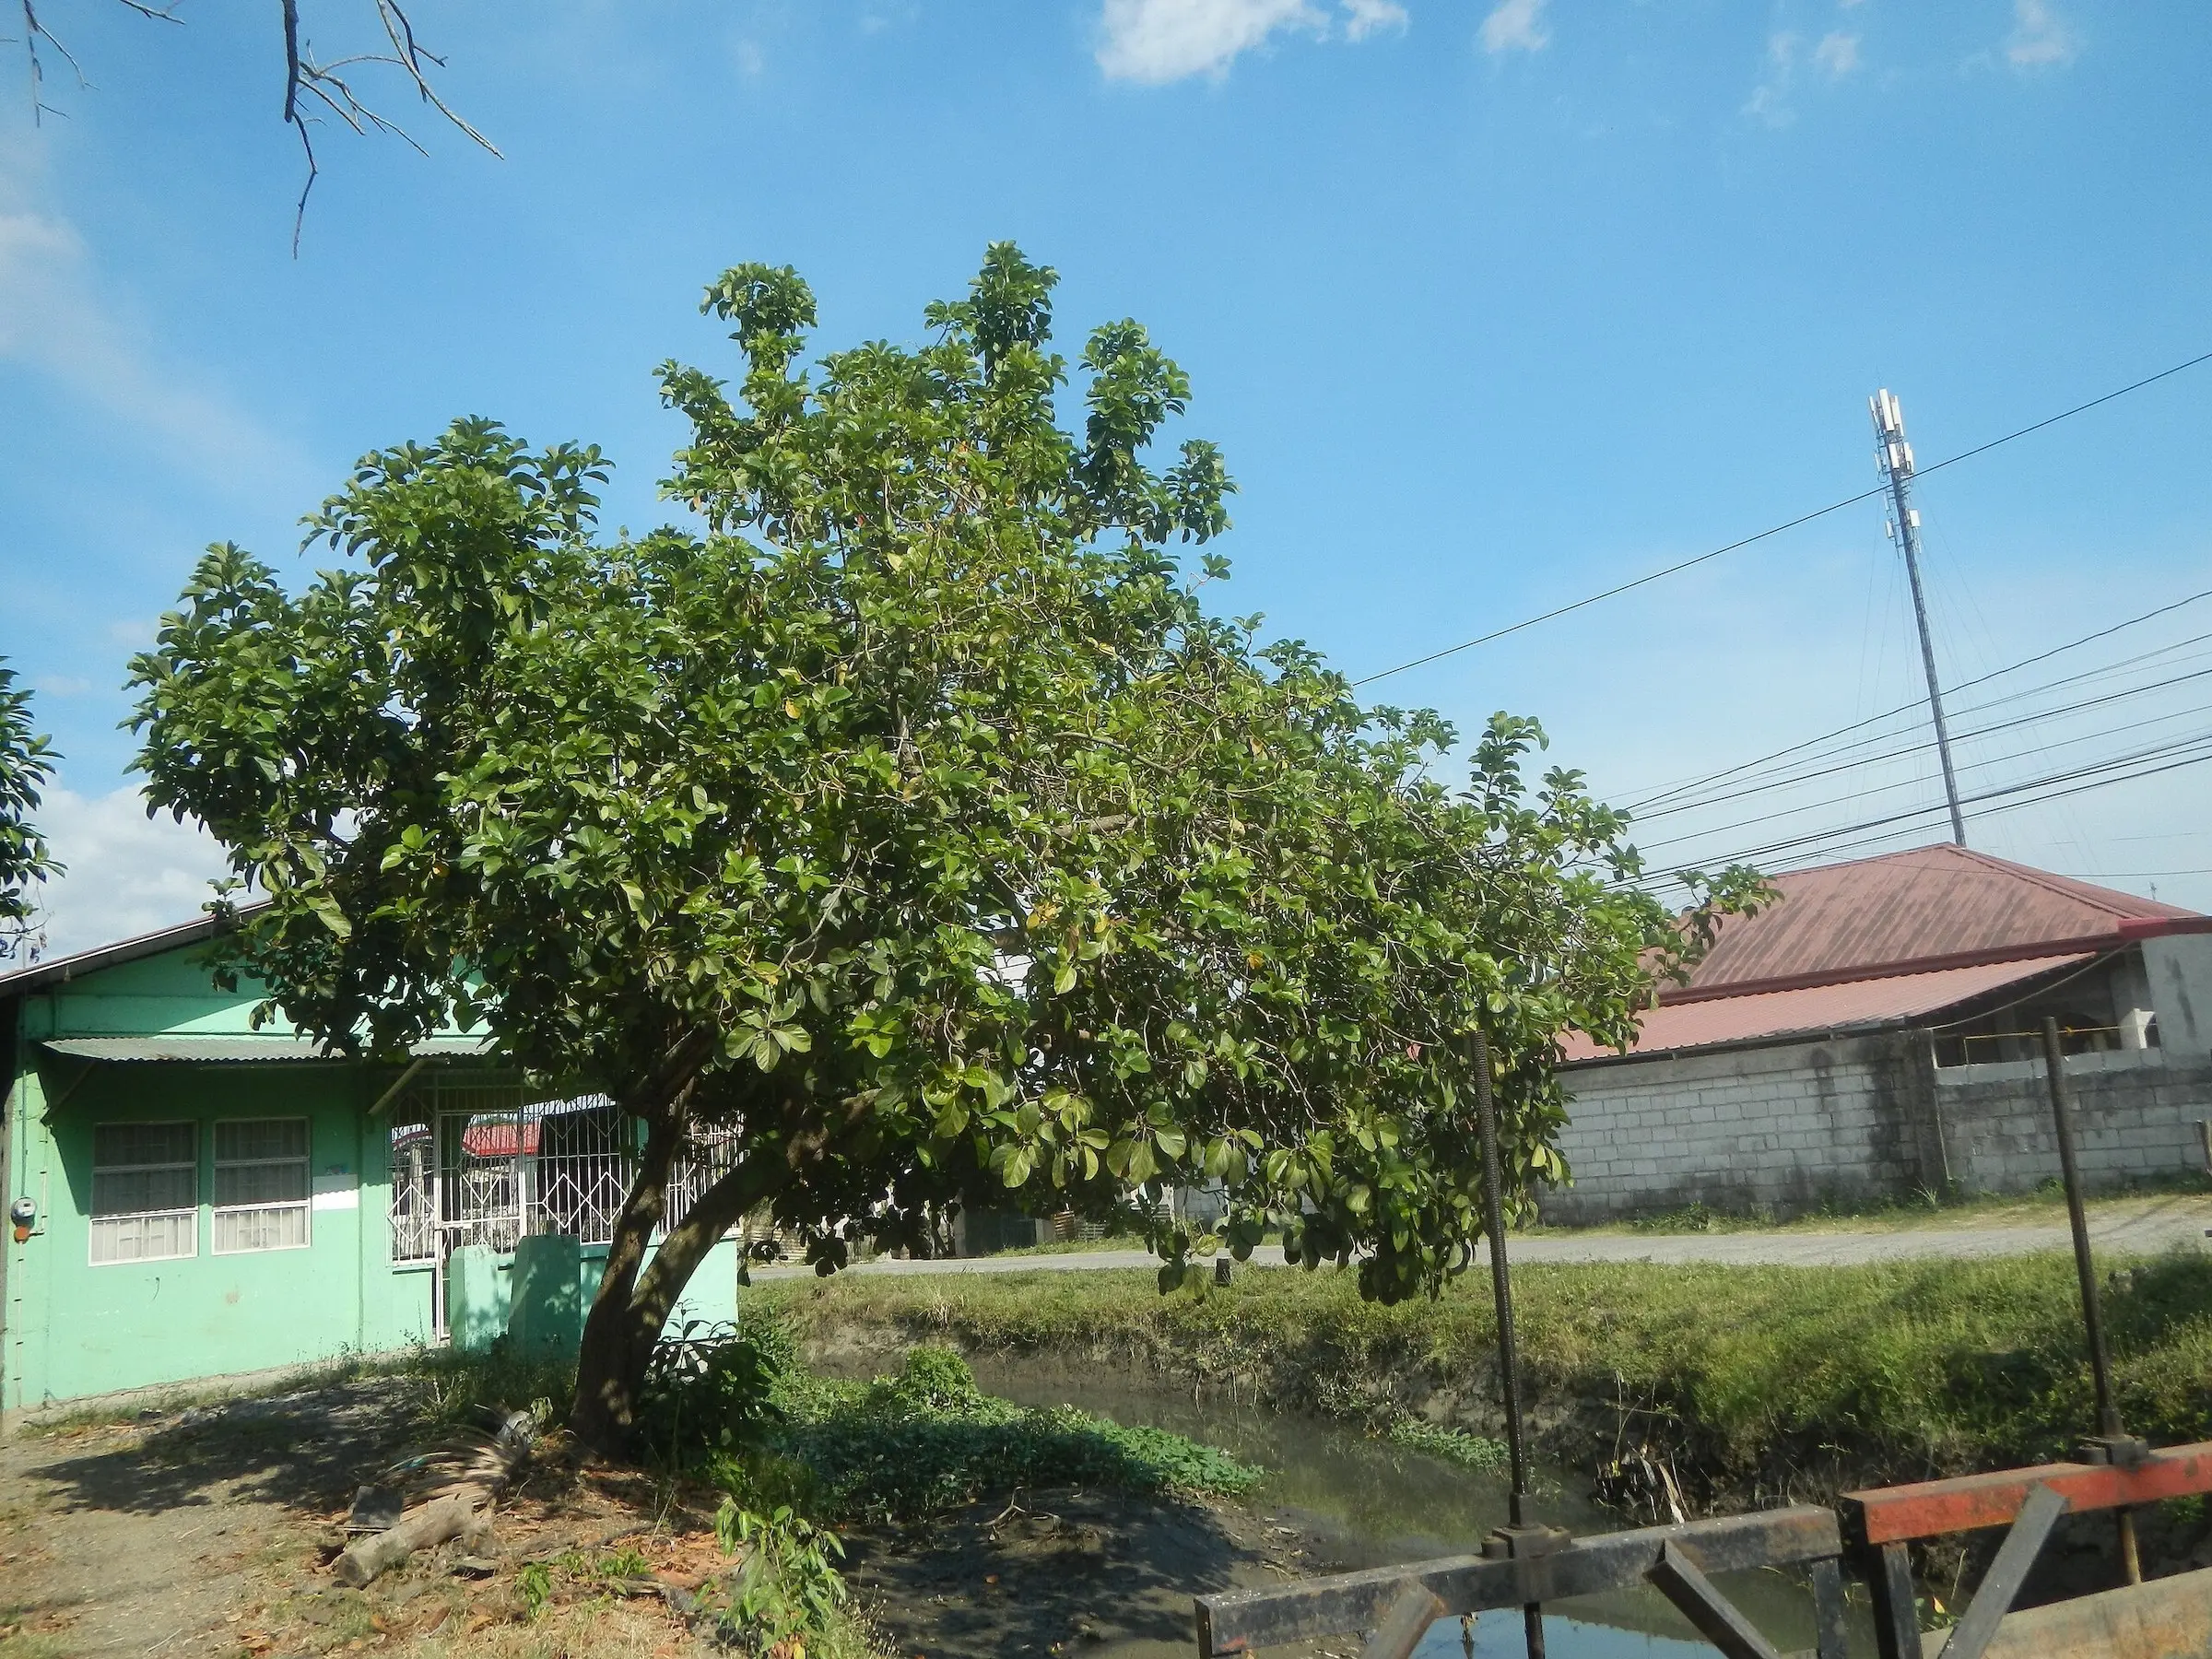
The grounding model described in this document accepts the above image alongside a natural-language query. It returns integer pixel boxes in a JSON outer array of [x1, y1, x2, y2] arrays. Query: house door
[[429, 1106, 528, 1339]]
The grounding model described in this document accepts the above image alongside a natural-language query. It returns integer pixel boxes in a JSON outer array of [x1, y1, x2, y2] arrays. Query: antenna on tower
[[1871, 388, 1968, 846]]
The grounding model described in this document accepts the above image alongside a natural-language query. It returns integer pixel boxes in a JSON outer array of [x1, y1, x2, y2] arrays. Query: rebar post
[[2041, 1016, 2141, 1583], [1469, 1027, 1545, 1659]]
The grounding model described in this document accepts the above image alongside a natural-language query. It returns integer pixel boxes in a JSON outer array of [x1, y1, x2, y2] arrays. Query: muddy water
[[954, 1354, 1874, 1658]]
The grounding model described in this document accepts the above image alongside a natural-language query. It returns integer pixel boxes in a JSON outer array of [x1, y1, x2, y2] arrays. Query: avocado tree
[[130, 245, 1759, 1452], [0, 659, 61, 961]]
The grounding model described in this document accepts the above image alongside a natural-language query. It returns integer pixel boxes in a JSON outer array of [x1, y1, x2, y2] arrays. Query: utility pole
[[1871, 389, 1968, 846]]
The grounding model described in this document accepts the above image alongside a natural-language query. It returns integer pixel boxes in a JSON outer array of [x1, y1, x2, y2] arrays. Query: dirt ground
[[0, 1382, 1346, 1659]]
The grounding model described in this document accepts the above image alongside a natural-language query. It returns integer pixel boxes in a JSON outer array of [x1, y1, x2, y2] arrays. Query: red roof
[[1669, 844, 2203, 1004], [1560, 952, 2094, 1063]]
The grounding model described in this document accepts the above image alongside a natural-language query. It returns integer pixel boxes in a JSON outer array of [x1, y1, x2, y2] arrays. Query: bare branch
[[12, 2, 500, 253], [278, 1, 500, 253], [371, 0, 500, 157], [18, 0, 88, 124]]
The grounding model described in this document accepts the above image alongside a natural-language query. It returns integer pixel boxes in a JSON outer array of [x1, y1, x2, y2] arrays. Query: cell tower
[[1871, 388, 1968, 846]]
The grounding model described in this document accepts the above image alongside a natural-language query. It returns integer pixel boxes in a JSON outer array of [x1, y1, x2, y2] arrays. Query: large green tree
[[0, 659, 61, 961], [131, 246, 1758, 1452]]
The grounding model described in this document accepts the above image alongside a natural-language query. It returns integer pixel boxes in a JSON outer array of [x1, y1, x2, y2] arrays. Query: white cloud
[[1342, 0, 1407, 41], [20, 784, 232, 961], [1743, 31, 1798, 125], [1478, 0, 1547, 54], [0, 191, 315, 505], [1095, 0, 1401, 83], [1814, 30, 1860, 76], [2006, 0, 2077, 68]]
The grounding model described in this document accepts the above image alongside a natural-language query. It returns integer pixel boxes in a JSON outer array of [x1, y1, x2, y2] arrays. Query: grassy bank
[[756, 1251, 2212, 1509]]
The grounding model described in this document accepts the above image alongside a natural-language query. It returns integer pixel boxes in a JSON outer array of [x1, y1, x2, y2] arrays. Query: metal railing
[[1841, 1441, 2212, 1659], [1198, 1505, 1850, 1659], [1194, 1015, 2212, 1659]]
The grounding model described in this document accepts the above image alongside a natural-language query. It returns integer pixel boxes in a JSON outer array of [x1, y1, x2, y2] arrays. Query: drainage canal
[[941, 1355, 1871, 1658]]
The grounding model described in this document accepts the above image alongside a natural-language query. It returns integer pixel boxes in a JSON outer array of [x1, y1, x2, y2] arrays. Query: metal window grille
[[528, 1095, 630, 1243], [385, 1071, 747, 1272], [89, 1121, 198, 1265], [669, 1127, 741, 1229], [389, 1123, 436, 1263], [213, 1118, 312, 1253]]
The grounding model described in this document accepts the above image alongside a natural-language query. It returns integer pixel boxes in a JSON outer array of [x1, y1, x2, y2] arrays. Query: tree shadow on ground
[[839, 1486, 1256, 1657], [23, 1382, 419, 1519]]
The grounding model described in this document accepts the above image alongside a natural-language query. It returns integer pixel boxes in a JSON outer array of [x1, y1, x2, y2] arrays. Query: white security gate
[[387, 1072, 735, 1340]]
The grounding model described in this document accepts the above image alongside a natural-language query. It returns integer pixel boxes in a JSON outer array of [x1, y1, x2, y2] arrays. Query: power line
[[1629, 711, 2212, 860], [1628, 665, 2212, 827], [1620, 594, 2212, 812], [1629, 735, 2212, 882], [1352, 348, 2212, 688]]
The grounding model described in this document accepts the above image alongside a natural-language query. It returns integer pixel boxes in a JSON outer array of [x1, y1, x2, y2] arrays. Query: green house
[[1, 915, 736, 1411]]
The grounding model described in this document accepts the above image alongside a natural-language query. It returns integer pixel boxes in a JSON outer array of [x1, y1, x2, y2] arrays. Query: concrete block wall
[[1545, 1033, 1926, 1224], [1547, 1034, 2212, 1225], [1935, 1052, 2212, 1194]]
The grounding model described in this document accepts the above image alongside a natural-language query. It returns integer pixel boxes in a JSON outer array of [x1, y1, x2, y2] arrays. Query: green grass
[[992, 1234, 1145, 1256], [385, 1338, 577, 1430], [707, 1344, 1262, 1524], [754, 1250, 2212, 1504], [1527, 1173, 2212, 1237]]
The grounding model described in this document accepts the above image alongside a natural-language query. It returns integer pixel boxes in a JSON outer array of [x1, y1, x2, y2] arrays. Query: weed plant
[[655, 1337, 1262, 1524], [629, 1325, 1260, 1654], [1387, 1418, 1509, 1469]]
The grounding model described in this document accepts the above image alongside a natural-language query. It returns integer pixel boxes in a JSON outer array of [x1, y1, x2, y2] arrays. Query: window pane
[[92, 1166, 196, 1218], [214, 1159, 310, 1207], [214, 1204, 309, 1254], [216, 1119, 308, 1163], [90, 1210, 195, 1265], [93, 1122, 194, 1170]]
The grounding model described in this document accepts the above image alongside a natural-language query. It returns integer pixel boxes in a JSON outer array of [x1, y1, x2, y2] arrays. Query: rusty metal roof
[[1672, 844, 2203, 1002], [1562, 951, 2096, 1065]]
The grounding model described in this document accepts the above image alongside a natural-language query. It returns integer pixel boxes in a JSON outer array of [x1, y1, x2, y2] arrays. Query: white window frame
[[212, 1117, 313, 1255], [88, 1121, 199, 1266]]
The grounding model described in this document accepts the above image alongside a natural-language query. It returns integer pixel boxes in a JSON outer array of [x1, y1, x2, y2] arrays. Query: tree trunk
[[568, 1078, 859, 1459], [569, 1112, 681, 1454], [632, 1152, 777, 1335]]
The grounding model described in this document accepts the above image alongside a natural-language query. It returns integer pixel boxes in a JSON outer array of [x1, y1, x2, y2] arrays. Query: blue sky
[[4, 0, 2210, 952]]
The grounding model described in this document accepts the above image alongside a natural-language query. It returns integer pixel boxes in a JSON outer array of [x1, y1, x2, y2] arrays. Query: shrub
[[635, 1317, 804, 1461]]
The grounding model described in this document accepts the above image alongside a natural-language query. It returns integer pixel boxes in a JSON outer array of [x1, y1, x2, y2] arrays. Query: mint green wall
[[460, 1236, 740, 1360], [5, 953, 435, 1410], [5, 938, 735, 1409], [27, 948, 296, 1038], [5, 1048, 438, 1407]]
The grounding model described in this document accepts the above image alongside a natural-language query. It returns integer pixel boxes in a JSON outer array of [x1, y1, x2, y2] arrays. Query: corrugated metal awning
[[41, 1034, 495, 1063], [1562, 951, 2097, 1064]]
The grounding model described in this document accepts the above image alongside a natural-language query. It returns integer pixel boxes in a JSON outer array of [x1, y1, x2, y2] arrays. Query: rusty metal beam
[[1839, 1441, 2212, 1546], [1936, 1482, 2066, 1659], [1359, 1580, 1445, 1659], [1647, 1541, 1785, 1659], [1865, 1541, 1921, 1659], [1194, 1506, 1841, 1655], [1806, 1557, 1850, 1659]]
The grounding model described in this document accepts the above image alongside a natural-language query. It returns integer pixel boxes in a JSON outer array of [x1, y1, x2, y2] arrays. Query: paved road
[[752, 1196, 2212, 1278]]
